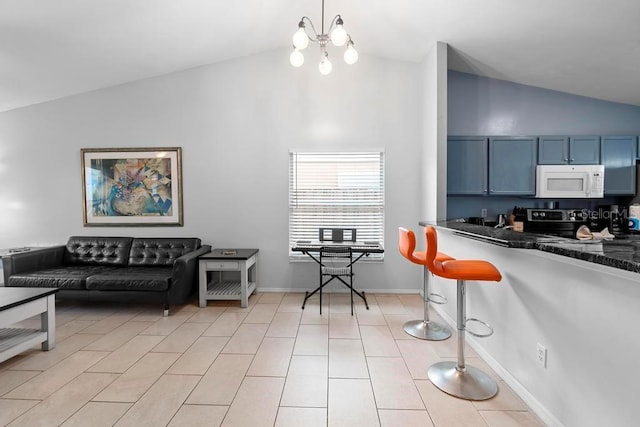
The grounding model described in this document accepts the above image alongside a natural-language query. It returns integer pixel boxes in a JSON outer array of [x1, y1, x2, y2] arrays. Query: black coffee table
[[0, 287, 58, 363]]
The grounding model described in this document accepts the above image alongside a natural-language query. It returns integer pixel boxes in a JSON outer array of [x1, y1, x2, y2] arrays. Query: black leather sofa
[[2, 236, 211, 316]]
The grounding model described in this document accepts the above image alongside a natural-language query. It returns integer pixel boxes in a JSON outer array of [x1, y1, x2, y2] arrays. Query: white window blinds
[[289, 151, 385, 258]]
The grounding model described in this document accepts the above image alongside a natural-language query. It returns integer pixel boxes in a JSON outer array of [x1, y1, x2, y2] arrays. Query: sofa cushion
[[86, 267, 173, 291], [63, 237, 133, 267], [129, 238, 201, 267], [8, 266, 119, 290]]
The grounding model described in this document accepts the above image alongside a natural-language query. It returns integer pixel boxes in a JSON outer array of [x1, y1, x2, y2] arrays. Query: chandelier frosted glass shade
[[318, 54, 333, 75], [292, 28, 309, 50], [290, 50, 304, 67], [330, 24, 348, 46], [289, 1, 357, 74], [344, 41, 358, 65]]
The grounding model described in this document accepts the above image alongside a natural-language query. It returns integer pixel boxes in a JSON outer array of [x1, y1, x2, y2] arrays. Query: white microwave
[[535, 165, 605, 198]]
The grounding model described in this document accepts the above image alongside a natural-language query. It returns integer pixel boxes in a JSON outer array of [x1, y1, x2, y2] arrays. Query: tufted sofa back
[[64, 237, 133, 266], [129, 238, 201, 267]]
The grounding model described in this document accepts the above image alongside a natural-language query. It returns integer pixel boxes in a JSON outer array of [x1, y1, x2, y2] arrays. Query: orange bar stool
[[398, 227, 452, 341], [424, 226, 502, 400]]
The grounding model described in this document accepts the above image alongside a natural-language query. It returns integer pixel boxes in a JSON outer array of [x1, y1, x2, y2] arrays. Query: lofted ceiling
[[1, 0, 639, 113]]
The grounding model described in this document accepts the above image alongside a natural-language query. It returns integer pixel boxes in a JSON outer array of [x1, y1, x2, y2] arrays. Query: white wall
[[420, 41, 448, 225], [0, 48, 425, 292]]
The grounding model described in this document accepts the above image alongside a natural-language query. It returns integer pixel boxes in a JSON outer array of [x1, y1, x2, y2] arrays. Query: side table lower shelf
[[204, 280, 257, 301]]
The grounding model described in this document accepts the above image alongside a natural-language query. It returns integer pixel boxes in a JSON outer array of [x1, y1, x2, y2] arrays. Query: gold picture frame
[[81, 147, 183, 226]]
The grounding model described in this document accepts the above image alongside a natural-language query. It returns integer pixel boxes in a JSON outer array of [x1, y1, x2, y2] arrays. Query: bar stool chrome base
[[403, 320, 451, 341], [403, 267, 451, 341], [428, 361, 498, 401]]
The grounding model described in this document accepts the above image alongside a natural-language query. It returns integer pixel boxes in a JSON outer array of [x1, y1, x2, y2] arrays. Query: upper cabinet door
[[447, 137, 488, 195], [569, 136, 600, 164], [538, 136, 600, 164], [601, 136, 637, 195], [489, 137, 538, 195], [538, 136, 569, 164]]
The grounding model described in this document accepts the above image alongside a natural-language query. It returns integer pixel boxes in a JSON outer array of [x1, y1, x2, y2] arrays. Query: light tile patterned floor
[[0, 293, 545, 426]]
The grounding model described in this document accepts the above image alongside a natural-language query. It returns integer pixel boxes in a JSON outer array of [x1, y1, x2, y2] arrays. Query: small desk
[[292, 241, 384, 309], [198, 249, 258, 308], [0, 287, 58, 364]]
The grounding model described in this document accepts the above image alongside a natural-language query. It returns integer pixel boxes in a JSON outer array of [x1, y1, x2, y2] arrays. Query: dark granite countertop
[[419, 220, 640, 274]]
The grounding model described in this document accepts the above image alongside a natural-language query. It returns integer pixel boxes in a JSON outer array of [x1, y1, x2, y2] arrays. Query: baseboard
[[432, 306, 563, 427]]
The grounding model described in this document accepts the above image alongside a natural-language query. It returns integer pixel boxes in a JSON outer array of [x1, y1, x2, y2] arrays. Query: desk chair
[[424, 226, 502, 400], [320, 246, 355, 315], [398, 227, 452, 341]]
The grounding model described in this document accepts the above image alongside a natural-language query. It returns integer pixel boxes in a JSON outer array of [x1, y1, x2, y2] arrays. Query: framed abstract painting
[[81, 147, 183, 226]]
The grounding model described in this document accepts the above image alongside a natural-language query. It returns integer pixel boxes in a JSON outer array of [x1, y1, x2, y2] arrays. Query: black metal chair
[[302, 245, 365, 315], [320, 246, 355, 315]]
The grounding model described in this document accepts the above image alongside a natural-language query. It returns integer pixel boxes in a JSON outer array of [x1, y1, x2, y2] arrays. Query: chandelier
[[289, 0, 358, 75]]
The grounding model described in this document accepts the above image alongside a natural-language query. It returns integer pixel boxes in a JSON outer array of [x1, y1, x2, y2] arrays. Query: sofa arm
[[2, 246, 66, 284], [168, 245, 212, 304]]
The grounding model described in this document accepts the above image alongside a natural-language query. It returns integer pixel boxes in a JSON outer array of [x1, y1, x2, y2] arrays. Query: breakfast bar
[[418, 221, 639, 427], [424, 221, 640, 272]]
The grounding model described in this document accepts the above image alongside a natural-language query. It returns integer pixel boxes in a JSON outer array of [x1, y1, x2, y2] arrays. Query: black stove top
[[526, 208, 588, 223], [524, 208, 588, 237]]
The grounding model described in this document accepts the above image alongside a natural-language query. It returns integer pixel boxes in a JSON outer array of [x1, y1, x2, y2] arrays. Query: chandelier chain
[[321, 0, 325, 34]]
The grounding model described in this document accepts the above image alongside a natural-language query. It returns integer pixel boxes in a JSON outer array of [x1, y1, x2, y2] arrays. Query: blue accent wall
[[447, 71, 640, 220], [448, 71, 640, 135]]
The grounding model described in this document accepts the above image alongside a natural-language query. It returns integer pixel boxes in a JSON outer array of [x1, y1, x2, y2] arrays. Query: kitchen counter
[[419, 220, 640, 274], [421, 221, 640, 426], [537, 237, 640, 273]]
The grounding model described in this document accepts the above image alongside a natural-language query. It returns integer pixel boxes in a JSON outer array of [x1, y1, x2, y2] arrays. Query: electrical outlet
[[537, 343, 547, 368], [481, 208, 487, 218]]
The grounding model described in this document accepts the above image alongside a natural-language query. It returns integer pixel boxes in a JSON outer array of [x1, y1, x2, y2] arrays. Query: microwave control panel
[[591, 172, 604, 192]]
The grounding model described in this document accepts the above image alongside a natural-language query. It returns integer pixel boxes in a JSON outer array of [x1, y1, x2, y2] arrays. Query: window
[[289, 151, 385, 259]]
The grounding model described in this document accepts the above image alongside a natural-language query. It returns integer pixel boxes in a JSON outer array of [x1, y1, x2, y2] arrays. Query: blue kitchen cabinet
[[489, 137, 537, 195], [601, 136, 637, 195], [570, 136, 601, 164], [538, 136, 568, 164], [538, 135, 600, 164], [447, 137, 488, 195]]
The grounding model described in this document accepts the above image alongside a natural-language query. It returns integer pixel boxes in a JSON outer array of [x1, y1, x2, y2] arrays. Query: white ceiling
[[1, 0, 639, 113]]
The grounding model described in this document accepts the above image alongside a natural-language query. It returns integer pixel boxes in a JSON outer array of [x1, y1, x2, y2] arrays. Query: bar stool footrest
[[427, 292, 447, 305], [464, 317, 494, 338], [428, 361, 498, 401]]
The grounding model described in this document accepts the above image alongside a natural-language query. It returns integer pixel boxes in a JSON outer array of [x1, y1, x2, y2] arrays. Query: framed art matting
[[81, 147, 183, 226]]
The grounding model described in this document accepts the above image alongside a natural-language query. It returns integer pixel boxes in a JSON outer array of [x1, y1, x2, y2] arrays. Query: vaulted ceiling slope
[[1, 0, 639, 112]]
